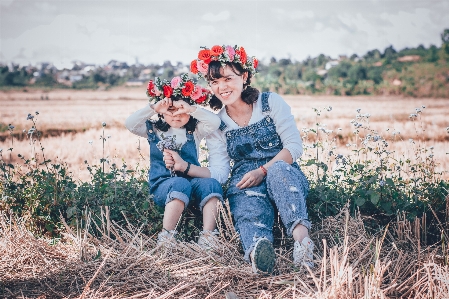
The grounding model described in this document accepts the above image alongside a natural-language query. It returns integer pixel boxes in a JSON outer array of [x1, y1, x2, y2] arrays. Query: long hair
[[153, 96, 198, 132], [206, 61, 260, 111]]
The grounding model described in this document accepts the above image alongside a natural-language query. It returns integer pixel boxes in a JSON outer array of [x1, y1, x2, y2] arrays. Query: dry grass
[[1, 203, 448, 298], [1, 89, 448, 180]]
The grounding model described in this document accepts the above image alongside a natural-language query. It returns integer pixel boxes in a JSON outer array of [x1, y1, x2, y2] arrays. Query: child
[[125, 74, 223, 249]]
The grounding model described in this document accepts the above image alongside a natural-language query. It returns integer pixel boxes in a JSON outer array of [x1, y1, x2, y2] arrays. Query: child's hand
[[172, 100, 196, 115], [153, 97, 173, 115], [164, 149, 188, 172]]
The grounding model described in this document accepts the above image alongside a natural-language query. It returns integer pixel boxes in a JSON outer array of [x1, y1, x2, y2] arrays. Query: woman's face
[[209, 65, 248, 106]]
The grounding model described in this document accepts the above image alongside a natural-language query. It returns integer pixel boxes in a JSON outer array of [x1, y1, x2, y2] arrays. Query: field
[[1, 88, 449, 298], [1, 88, 448, 180]]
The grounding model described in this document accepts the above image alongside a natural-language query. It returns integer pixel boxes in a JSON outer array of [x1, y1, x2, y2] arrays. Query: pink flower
[[170, 76, 182, 89], [225, 46, 235, 61], [190, 85, 203, 100], [197, 60, 209, 75]]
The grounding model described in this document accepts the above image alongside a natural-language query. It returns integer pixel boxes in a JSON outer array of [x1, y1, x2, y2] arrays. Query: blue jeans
[[228, 161, 310, 261], [152, 177, 223, 211]]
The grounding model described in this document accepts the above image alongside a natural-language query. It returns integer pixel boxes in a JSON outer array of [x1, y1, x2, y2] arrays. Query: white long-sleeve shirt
[[125, 104, 221, 157], [206, 92, 304, 184]]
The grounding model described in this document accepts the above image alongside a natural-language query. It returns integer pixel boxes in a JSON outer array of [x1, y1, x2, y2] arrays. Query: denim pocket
[[256, 135, 281, 150]]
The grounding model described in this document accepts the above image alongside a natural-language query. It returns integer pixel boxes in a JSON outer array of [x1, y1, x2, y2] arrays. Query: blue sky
[[1, 0, 448, 69]]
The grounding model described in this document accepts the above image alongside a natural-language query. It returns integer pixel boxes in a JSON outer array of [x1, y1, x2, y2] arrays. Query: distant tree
[[364, 49, 382, 62], [427, 45, 439, 62], [350, 54, 359, 61], [327, 61, 352, 80], [270, 57, 277, 64], [279, 58, 292, 66], [383, 45, 397, 59], [441, 28, 449, 60], [441, 28, 449, 44], [317, 54, 327, 67], [348, 64, 367, 84]]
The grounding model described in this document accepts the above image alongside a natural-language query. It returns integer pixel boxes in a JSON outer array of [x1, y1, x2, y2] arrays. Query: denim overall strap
[[218, 120, 227, 131], [261, 92, 271, 114], [147, 121, 200, 195]]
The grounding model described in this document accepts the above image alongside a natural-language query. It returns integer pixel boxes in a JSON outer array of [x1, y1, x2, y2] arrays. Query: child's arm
[[190, 106, 221, 138], [125, 98, 173, 137]]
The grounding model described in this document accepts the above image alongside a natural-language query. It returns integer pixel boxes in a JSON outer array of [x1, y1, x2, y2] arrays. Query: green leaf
[[386, 178, 395, 187], [355, 197, 366, 206], [305, 159, 317, 166], [66, 206, 76, 219], [370, 192, 380, 205]]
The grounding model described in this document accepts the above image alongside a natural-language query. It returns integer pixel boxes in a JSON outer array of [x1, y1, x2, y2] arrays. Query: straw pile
[[1, 203, 447, 299]]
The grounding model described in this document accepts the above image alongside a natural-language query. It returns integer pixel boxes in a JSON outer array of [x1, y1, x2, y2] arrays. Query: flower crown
[[146, 74, 211, 106], [190, 45, 259, 80]]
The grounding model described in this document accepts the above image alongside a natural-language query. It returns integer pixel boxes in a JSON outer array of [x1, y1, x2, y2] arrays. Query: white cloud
[[201, 11, 230, 22]]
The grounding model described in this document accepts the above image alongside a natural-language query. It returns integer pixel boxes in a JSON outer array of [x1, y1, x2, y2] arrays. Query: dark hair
[[153, 96, 198, 132], [206, 61, 260, 111]]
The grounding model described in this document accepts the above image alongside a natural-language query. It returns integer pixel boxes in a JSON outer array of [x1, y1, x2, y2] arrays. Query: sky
[[1, 0, 448, 69]]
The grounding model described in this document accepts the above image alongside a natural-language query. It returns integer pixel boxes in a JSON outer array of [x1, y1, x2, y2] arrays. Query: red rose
[[147, 80, 156, 96], [198, 49, 212, 64], [190, 60, 198, 74], [195, 94, 207, 104], [182, 81, 194, 97], [239, 47, 247, 64], [253, 58, 259, 69], [211, 45, 224, 56], [163, 85, 173, 98]]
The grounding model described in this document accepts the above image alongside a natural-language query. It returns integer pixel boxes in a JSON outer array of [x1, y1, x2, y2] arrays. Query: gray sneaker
[[293, 237, 314, 268], [251, 238, 276, 274], [197, 229, 220, 250], [157, 230, 178, 249]]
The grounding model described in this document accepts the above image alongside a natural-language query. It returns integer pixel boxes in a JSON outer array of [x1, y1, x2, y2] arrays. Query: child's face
[[163, 106, 190, 129]]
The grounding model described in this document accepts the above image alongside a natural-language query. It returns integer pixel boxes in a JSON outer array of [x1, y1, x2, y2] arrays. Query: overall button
[[269, 142, 273, 146], [266, 117, 271, 122], [227, 132, 231, 137]]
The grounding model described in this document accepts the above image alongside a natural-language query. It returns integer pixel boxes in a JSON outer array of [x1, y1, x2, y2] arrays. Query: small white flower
[[88, 140, 93, 145], [429, 154, 434, 158], [102, 122, 107, 127], [422, 105, 426, 109], [379, 180, 385, 187], [107, 135, 111, 139], [430, 146, 434, 150], [346, 143, 351, 147], [356, 108, 361, 113], [409, 138, 414, 143], [327, 106, 332, 111], [0, 148, 2, 153], [409, 113, 417, 119], [8, 124, 14, 130]]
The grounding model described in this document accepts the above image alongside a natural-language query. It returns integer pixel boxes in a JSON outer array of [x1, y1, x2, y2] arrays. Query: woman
[[164, 45, 314, 274]]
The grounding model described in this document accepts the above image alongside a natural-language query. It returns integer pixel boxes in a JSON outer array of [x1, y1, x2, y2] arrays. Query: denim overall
[[146, 120, 223, 210], [221, 92, 311, 261]]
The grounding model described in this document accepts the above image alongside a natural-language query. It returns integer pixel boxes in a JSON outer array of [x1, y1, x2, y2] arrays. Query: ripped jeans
[[227, 160, 311, 262]]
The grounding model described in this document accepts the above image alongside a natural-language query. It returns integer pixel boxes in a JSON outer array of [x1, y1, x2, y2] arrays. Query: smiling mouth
[[220, 91, 232, 97]]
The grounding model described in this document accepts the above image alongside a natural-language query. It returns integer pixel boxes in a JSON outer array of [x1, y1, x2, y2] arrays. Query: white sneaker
[[250, 238, 276, 274], [197, 229, 220, 250], [157, 230, 177, 249], [293, 237, 314, 268]]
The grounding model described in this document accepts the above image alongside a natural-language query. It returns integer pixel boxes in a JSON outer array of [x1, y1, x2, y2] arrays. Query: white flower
[[356, 108, 361, 113], [89, 140, 93, 145], [327, 106, 332, 111], [379, 180, 385, 187], [102, 122, 107, 127]]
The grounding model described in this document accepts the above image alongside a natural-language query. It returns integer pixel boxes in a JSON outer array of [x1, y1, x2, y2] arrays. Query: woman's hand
[[164, 149, 188, 172], [172, 100, 196, 115], [236, 167, 266, 189], [152, 97, 173, 115]]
